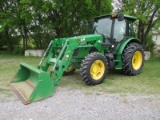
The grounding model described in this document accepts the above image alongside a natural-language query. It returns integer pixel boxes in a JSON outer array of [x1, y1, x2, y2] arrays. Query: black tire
[[80, 52, 108, 85], [122, 42, 144, 75], [63, 66, 75, 76]]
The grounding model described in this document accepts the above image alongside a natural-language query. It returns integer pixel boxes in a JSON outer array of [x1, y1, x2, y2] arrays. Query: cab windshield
[[93, 17, 126, 42], [93, 17, 112, 38]]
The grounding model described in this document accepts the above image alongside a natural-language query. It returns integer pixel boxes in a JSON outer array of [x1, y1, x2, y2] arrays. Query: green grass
[[0, 51, 160, 96], [58, 56, 160, 95]]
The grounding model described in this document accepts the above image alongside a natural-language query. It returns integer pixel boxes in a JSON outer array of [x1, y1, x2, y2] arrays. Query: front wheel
[[122, 42, 144, 75], [80, 52, 108, 85]]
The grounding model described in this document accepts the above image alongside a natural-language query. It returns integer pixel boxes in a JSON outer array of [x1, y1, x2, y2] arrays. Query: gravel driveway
[[0, 87, 160, 120]]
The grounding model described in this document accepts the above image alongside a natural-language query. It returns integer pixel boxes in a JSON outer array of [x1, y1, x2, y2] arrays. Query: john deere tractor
[[10, 13, 144, 104]]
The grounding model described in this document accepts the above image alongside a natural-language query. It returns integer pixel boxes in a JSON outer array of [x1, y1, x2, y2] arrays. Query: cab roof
[[94, 13, 137, 22]]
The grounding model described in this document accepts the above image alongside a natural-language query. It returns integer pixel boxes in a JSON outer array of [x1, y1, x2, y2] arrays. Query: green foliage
[[0, 0, 112, 54], [13, 46, 24, 55], [145, 34, 156, 52]]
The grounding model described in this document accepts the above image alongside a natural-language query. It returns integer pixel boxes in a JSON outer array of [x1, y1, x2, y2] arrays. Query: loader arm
[[48, 38, 80, 85]]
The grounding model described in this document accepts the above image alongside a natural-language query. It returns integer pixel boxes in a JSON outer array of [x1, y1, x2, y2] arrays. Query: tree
[[42, 0, 113, 37], [0, 0, 113, 53], [0, 1, 20, 52], [0, 0, 31, 51], [114, 0, 160, 50]]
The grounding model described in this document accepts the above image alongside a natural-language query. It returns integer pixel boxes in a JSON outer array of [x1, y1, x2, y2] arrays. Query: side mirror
[[117, 12, 124, 21]]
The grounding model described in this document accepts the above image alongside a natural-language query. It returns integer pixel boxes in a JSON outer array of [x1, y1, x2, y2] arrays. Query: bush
[[145, 34, 156, 53], [13, 46, 24, 55]]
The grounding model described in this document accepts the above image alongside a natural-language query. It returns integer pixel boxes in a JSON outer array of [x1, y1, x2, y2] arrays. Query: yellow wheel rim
[[132, 51, 143, 70], [90, 60, 105, 80], [65, 66, 73, 72]]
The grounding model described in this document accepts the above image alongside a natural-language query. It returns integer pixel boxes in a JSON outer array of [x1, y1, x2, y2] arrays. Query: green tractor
[[10, 13, 144, 104]]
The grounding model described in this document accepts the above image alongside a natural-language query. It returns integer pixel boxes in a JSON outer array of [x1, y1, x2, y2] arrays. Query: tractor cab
[[92, 13, 137, 47]]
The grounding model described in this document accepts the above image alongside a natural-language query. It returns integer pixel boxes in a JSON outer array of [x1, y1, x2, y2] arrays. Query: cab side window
[[114, 19, 126, 42]]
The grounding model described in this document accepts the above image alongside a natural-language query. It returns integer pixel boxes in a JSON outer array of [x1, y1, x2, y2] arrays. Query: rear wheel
[[122, 42, 144, 75], [80, 52, 108, 85]]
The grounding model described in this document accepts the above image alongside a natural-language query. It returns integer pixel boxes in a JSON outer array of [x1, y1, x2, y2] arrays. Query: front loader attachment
[[10, 38, 80, 104], [10, 62, 54, 104]]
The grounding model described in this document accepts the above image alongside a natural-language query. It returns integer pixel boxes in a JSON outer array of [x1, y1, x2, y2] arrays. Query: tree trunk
[[5, 28, 13, 52]]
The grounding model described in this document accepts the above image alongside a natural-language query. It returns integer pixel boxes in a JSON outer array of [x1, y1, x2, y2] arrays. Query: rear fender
[[115, 37, 141, 69], [117, 37, 141, 55]]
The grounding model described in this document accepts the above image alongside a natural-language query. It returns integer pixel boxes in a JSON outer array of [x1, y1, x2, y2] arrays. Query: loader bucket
[[10, 62, 54, 104]]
